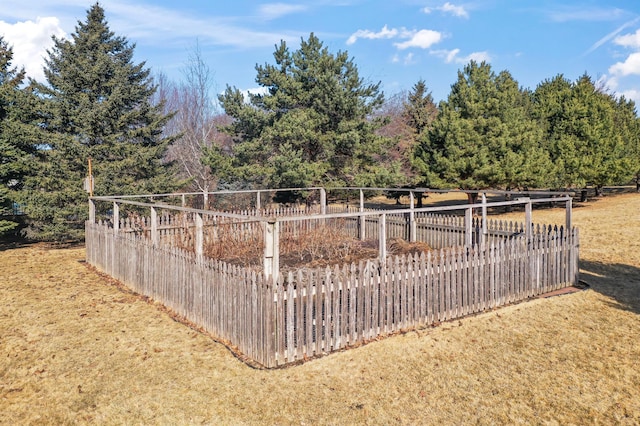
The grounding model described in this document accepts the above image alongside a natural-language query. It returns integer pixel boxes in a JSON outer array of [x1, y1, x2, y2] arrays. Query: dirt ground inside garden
[[1, 192, 639, 424]]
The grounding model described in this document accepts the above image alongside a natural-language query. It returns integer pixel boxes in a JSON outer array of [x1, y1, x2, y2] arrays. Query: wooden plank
[[295, 270, 304, 360], [286, 272, 295, 362]]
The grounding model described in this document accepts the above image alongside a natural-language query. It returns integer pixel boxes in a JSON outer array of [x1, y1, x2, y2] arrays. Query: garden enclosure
[[86, 187, 579, 368]]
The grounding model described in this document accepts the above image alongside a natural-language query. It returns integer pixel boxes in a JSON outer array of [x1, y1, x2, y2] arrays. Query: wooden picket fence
[[86, 217, 579, 368]]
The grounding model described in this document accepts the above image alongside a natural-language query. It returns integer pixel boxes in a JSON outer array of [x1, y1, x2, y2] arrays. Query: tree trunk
[[580, 189, 588, 202], [467, 192, 478, 204]]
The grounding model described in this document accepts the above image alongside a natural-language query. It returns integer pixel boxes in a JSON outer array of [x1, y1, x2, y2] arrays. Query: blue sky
[[1, 0, 640, 105]]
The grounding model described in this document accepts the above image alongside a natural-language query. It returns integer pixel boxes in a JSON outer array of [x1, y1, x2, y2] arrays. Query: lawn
[[1, 193, 639, 425]]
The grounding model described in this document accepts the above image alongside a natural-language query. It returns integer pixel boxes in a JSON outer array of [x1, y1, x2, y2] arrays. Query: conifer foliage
[[210, 33, 402, 194], [22, 3, 180, 241], [0, 37, 40, 236]]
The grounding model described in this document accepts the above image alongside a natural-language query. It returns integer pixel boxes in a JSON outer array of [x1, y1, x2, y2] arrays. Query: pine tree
[[22, 3, 180, 241], [209, 33, 402, 197], [413, 61, 551, 199], [0, 37, 40, 236], [534, 74, 631, 194]]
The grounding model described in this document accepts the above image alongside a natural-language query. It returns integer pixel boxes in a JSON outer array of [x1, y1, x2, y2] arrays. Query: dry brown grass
[[2, 193, 640, 425]]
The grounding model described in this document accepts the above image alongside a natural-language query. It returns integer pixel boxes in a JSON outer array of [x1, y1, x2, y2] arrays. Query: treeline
[[1, 3, 639, 241]]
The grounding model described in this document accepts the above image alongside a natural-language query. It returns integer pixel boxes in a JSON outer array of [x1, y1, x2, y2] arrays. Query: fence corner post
[[264, 219, 280, 283]]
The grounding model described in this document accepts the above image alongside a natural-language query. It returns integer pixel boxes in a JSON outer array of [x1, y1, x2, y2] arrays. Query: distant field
[[1, 193, 639, 425]]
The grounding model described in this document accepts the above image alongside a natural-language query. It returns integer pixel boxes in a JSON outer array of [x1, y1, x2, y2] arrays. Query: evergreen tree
[[208, 33, 402, 197], [413, 61, 551, 200], [404, 79, 437, 137], [22, 3, 180, 241], [0, 37, 40, 236], [614, 96, 640, 191], [534, 74, 630, 194]]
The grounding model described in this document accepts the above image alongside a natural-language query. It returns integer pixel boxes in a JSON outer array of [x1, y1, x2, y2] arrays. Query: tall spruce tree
[[0, 37, 40, 236], [22, 3, 180, 241], [413, 61, 551, 200], [208, 33, 402, 196]]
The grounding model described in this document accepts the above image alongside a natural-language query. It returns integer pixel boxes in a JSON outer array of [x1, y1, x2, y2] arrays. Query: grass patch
[[1, 194, 640, 424]]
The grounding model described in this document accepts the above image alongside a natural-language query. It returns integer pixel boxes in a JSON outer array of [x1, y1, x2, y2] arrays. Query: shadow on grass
[[580, 259, 640, 315]]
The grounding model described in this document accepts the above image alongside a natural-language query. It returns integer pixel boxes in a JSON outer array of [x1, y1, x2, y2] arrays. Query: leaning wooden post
[[89, 199, 95, 224], [465, 206, 473, 247], [379, 213, 387, 263], [359, 189, 366, 240], [181, 194, 186, 207], [195, 212, 204, 258], [409, 191, 416, 242], [150, 206, 158, 247], [113, 202, 119, 234], [256, 191, 261, 211], [264, 219, 280, 283]]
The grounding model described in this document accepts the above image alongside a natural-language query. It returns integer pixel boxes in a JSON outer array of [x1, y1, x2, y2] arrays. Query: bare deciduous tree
[[153, 43, 232, 193]]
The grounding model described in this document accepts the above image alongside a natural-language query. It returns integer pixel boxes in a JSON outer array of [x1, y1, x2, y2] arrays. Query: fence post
[[195, 212, 203, 258], [320, 188, 326, 215], [524, 199, 532, 239], [379, 213, 387, 263], [409, 191, 416, 242], [465, 206, 473, 247], [150, 206, 158, 246], [264, 220, 280, 283], [181, 194, 186, 207], [565, 197, 572, 232], [359, 189, 366, 240], [481, 193, 487, 246], [89, 199, 95, 223], [256, 191, 261, 211], [113, 202, 119, 234], [203, 191, 208, 210]]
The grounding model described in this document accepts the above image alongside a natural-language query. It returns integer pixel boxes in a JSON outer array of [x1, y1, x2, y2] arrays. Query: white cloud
[[0, 16, 67, 82], [614, 28, 640, 49], [394, 29, 442, 50], [422, 2, 469, 19], [547, 6, 626, 23], [430, 48, 491, 64], [585, 17, 640, 55], [439, 2, 469, 19], [258, 3, 307, 21], [609, 52, 640, 77], [403, 52, 415, 65], [619, 88, 640, 104], [347, 25, 398, 45]]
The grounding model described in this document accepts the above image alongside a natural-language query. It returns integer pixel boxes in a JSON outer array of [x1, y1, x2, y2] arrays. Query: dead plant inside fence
[[169, 215, 434, 271], [279, 221, 377, 269]]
